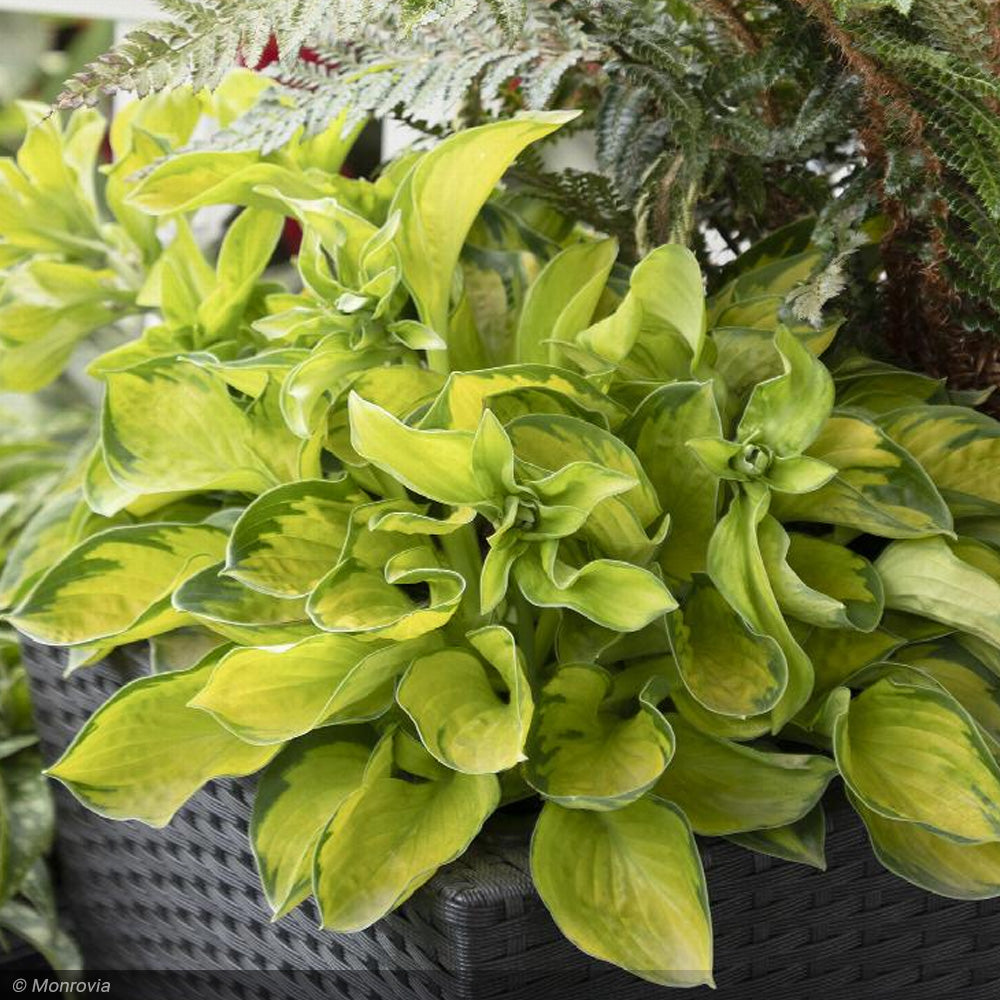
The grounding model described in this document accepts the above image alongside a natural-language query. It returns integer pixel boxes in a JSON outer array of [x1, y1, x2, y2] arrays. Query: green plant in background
[[51, 0, 1000, 396], [0, 398, 84, 968], [4, 85, 1000, 986]]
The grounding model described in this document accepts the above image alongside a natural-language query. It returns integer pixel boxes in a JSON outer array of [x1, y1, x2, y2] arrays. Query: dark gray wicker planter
[[21, 641, 1000, 1000]]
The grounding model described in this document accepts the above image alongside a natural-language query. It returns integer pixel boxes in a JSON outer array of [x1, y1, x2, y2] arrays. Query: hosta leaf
[[514, 545, 676, 633], [128, 154, 325, 214], [251, 730, 371, 918], [397, 626, 532, 774], [197, 208, 284, 338], [0, 490, 104, 609], [834, 677, 1000, 843], [893, 638, 1000, 745], [771, 413, 952, 538], [189, 634, 430, 744], [390, 111, 576, 334], [8, 523, 225, 646], [516, 238, 617, 365], [309, 547, 465, 640], [727, 805, 827, 869], [671, 577, 787, 718], [707, 490, 813, 729], [850, 790, 1000, 900], [624, 382, 722, 581], [654, 714, 836, 835], [531, 797, 713, 988], [103, 361, 313, 496], [737, 326, 834, 456], [225, 478, 362, 597], [760, 520, 884, 631], [879, 405, 1000, 517], [802, 626, 902, 701], [46, 652, 278, 826], [172, 563, 313, 645], [524, 664, 673, 809], [506, 413, 662, 562], [418, 364, 625, 432], [876, 536, 1000, 647], [313, 732, 498, 931], [347, 394, 491, 506]]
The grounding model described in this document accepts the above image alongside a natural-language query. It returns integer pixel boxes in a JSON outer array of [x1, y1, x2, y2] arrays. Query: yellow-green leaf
[[531, 797, 713, 988], [46, 652, 278, 827], [313, 732, 498, 931], [251, 730, 372, 918], [225, 478, 363, 597], [880, 405, 1000, 517], [189, 633, 429, 744], [850, 790, 1000, 900], [390, 112, 576, 335], [9, 523, 225, 646], [834, 677, 1000, 843], [397, 626, 532, 774], [624, 382, 722, 581], [654, 713, 836, 835], [524, 664, 673, 809], [772, 413, 953, 538], [876, 536, 1000, 648], [671, 577, 787, 718]]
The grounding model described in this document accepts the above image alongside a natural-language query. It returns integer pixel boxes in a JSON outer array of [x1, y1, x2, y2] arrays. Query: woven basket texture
[[21, 640, 1000, 1000]]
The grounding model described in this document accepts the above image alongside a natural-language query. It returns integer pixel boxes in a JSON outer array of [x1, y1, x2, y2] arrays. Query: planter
[[22, 641, 1000, 1000]]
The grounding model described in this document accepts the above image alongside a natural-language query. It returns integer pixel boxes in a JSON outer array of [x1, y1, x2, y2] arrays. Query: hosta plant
[[4, 93, 1000, 988]]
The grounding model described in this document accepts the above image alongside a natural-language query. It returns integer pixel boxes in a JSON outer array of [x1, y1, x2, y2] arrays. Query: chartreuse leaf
[[225, 478, 363, 597], [515, 239, 618, 364], [348, 393, 493, 506], [514, 544, 676, 633], [172, 563, 314, 645], [506, 413, 663, 561], [771, 413, 953, 538], [834, 677, 1000, 843], [189, 634, 431, 744], [624, 382, 722, 581], [653, 714, 836, 835], [127, 152, 326, 214], [418, 364, 625, 432], [397, 626, 532, 774], [313, 731, 498, 931], [879, 405, 1000, 517], [8, 523, 225, 646], [849, 790, 1000, 900], [671, 576, 786, 718], [737, 326, 834, 455], [707, 490, 813, 729], [525, 664, 673, 808], [802, 626, 902, 701], [727, 805, 827, 869], [760, 519, 884, 631], [531, 797, 713, 987], [309, 546, 466, 640], [197, 207, 284, 338], [250, 730, 372, 919], [46, 652, 279, 827], [103, 361, 315, 496], [893, 638, 1000, 745], [390, 111, 577, 335], [876, 536, 1000, 647]]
